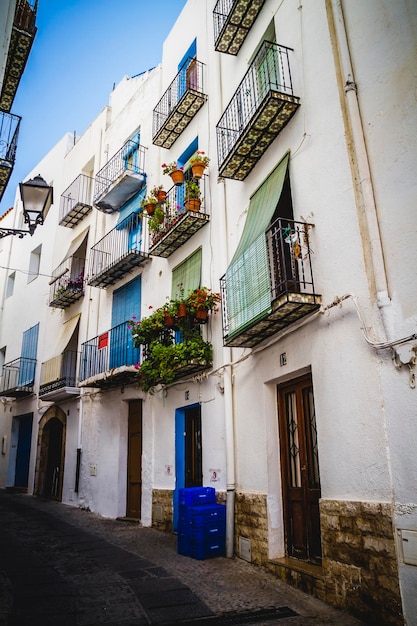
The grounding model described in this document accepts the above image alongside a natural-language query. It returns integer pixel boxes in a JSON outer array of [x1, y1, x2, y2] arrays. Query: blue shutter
[[110, 277, 141, 368], [18, 323, 39, 386]]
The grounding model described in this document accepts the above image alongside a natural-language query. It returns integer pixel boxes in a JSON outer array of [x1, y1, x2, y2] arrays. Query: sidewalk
[[0, 492, 364, 625]]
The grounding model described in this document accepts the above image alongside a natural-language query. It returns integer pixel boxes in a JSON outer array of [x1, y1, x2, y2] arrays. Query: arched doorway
[[35, 407, 66, 500]]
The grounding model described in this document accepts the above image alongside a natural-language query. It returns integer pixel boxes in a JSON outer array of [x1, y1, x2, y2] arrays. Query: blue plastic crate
[[178, 534, 225, 560], [178, 519, 226, 542], [178, 487, 216, 507], [179, 503, 226, 525]]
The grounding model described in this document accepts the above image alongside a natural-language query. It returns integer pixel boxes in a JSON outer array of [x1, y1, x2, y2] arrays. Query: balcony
[[94, 140, 146, 213], [87, 212, 148, 288], [221, 219, 321, 347], [39, 351, 79, 401], [79, 322, 140, 389], [0, 0, 37, 112], [59, 174, 94, 227], [149, 174, 209, 258], [152, 58, 207, 149], [0, 357, 36, 398], [213, 0, 266, 55], [0, 111, 21, 202], [49, 256, 85, 309], [217, 42, 300, 181]]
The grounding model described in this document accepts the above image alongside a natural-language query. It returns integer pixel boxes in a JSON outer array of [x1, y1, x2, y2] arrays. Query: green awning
[[226, 153, 289, 338]]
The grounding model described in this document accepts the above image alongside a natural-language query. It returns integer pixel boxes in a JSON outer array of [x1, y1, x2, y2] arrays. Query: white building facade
[[0, 2, 416, 624]]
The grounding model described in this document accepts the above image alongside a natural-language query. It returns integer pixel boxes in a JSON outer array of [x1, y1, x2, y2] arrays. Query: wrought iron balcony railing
[[0, 0, 37, 112], [0, 111, 21, 202], [0, 357, 36, 397], [79, 322, 140, 388], [217, 41, 300, 181], [94, 140, 146, 213], [149, 172, 209, 258], [152, 58, 207, 149], [213, 0, 266, 55], [221, 218, 321, 347], [59, 174, 94, 227], [39, 350, 79, 398], [49, 256, 85, 309], [87, 212, 148, 288]]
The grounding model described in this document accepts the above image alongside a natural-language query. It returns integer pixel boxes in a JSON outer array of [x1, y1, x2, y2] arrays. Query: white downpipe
[[328, 0, 392, 338]]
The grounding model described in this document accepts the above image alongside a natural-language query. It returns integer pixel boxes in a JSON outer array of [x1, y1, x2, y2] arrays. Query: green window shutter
[[171, 247, 202, 298], [226, 153, 289, 338]]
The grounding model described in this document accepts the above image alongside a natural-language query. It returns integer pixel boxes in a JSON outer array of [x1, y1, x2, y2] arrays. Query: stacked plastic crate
[[177, 487, 226, 560]]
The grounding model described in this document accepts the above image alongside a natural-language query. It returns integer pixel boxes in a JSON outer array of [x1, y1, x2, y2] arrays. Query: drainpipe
[[326, 0, 392, 339], [216, 47, 236, 558]]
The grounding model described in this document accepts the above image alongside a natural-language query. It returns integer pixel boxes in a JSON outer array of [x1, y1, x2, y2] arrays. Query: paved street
[[0, 492, 363, 625]]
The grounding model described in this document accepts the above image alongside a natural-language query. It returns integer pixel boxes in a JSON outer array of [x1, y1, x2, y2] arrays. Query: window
[[28, 245, 41, 283], [123, 129, 141, 174], [172, 248, 202, 298], [6, 272, 15, 298], [18, 323, 39, 386]]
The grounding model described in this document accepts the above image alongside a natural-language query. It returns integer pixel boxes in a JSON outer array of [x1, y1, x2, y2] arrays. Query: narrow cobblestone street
[[0, 492, 365, 626]]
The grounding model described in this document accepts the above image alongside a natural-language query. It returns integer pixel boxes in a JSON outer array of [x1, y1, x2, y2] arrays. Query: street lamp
[[0, 175, 53, 239]]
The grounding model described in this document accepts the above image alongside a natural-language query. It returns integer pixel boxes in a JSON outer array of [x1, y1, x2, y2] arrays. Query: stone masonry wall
[[320, 500, 403, 625], [152, 489, 173, 532], [234, 491, 268, 566]]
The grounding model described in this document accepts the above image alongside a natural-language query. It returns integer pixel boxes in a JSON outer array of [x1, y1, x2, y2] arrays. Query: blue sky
[[1, 0, 187, 213]]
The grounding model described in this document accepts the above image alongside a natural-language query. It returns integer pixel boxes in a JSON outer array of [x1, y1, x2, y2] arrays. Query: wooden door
[[277, 375, 322, 563], [126, 400, 142, 519]]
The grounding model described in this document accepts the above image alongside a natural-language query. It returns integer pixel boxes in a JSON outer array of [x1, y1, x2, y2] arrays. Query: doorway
[[126, 399, 142, 519], [11, 413, 33, 491], [174, 403, 202, 530], [277, 374, 322, 564], [35, 408, 66, 500]]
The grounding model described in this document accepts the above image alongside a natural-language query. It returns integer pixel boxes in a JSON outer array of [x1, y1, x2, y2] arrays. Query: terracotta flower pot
[[164, 313, 175, 328], [144, 203, 156, 215], [194, 308, 208, 324], [185, 199, 201, 212], [177, 302, 187, 317], [191, 162, 206, 179], [157, 189, 167, 202], [169, 169, 185, 186]]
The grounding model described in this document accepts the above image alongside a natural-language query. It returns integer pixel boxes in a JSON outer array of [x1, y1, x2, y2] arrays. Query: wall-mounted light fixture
[[0, 174, 53, 239]]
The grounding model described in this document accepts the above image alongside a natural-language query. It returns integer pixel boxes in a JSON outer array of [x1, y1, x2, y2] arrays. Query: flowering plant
[[161, 162, 183, 175], [187, 287, 221, 313], [189, 151, 210, 166]]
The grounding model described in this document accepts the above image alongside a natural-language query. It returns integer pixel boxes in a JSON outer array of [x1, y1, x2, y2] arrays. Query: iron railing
[[221, 218, 318, 339], [94, 140, 146, 201], [39, 350, 79, 394], [149, 171, 207, 242], [217, 41, 296, 165], [0, 357, 36, 394], [0, 111, 20, 165], [87, 212, 146, 283], [49, 256, 85, 308], [14, 0, 37, 33], [59, 174, 94, 224], [79, 322, 140, 382], [152, 58, 206, 138], [213, 0, 235, 42]]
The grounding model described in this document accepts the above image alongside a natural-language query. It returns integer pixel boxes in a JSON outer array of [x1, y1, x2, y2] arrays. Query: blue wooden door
[[18, 324, 39, 386], [14, 413, 33, 488], [110, 277, 141, 369]]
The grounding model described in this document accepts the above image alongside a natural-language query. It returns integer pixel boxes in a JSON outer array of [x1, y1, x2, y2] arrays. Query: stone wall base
[[234, 493, 404, 626], [151, 489, 173, 532]]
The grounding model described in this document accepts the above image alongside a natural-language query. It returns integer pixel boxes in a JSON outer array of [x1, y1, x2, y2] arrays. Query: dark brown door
[[277, 375, 322, 563], [184, 406, 202, 488], [126, 400, 142, 519]]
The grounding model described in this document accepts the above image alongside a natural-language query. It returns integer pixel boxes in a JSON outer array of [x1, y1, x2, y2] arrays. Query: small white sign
[[165, 465, 172, 476], [209, 468, 221, 482]]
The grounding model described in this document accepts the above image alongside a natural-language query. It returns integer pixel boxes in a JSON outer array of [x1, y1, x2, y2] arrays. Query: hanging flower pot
[[170, 169, 185, 186], [194, 308, 208, 324], [185, 199, 201, 212], [157, 189, 167, 202], [177, 302, 187, 317], [191, 162, 206, 179], [164, 313, 175, 328], [144, 202, 156, 215]]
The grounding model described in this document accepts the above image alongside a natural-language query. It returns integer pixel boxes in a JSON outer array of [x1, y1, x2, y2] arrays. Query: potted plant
[[141, 195, 158, 215], [189, 151, 210, 179], [151, 185, 167, 203], [161, 161, 184, 186], [148, 205, 165, 234], [187, 287, 221, 323], [185, 180, 202, 212]]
